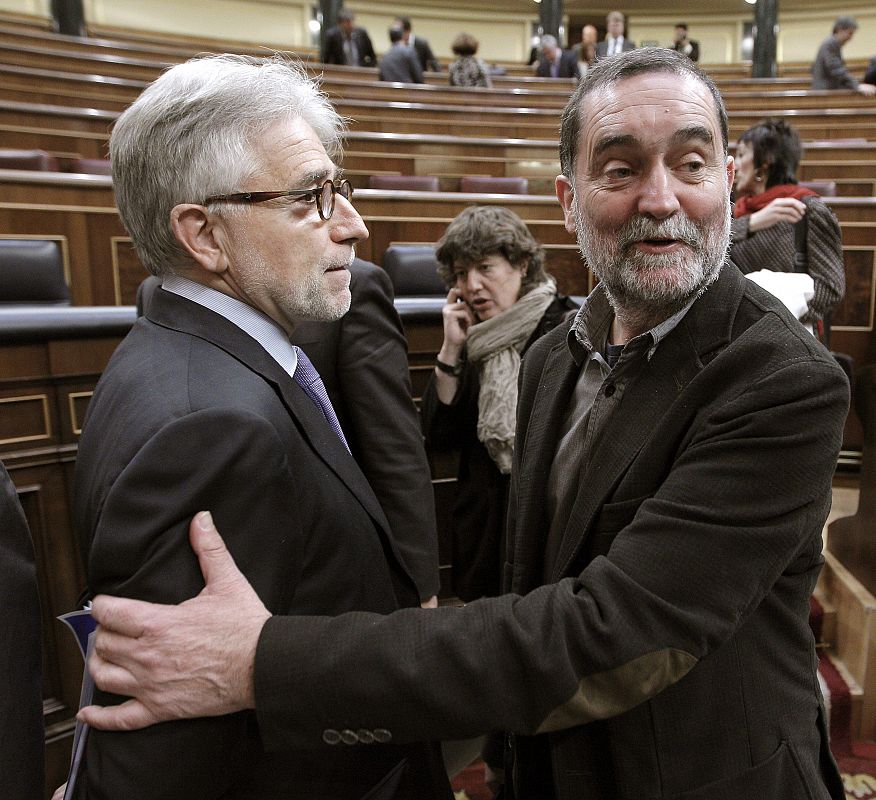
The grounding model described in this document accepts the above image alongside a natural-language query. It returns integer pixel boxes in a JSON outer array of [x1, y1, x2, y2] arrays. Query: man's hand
[[78, 511, 271, 731], [858, 82, 876, 97], [748, 196, 806, 232]]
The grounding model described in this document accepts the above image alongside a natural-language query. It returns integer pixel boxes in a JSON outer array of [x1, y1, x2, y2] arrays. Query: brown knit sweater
[[730, 196, 845, 323]]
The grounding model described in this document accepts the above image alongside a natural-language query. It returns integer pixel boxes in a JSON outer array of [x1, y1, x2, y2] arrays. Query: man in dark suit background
[[80, 49, 849, 800], [394, 16, 440, 72], [73, 53, 449, 799], [671, 22, 699, 62], [811, 16, 876, 96], [379, 26, 424, 83], [535, 35, 580, 79], [596, 10, 635, 59], [321, 9, 376, 67], [0, 460, 43, 800]]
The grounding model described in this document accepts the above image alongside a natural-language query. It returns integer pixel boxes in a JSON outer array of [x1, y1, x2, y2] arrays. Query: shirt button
[[373, 728, 392, 743], [604, 384, 616, 397], [322, 729, 341, 745]]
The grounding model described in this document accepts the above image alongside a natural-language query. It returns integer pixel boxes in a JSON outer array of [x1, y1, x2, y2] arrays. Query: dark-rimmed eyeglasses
[[204, 178, 354, 221]]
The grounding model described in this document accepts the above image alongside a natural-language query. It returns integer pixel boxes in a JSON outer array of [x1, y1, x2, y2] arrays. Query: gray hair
[[559, 47, 728, 181], [607, 11, 625, 24], [540, 35, 558, 49], [110, 54, 345, 276], [833, 16, 857, 34]]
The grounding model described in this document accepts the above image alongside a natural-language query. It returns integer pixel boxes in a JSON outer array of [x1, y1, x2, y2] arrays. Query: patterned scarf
[[466, 279, 557, 474]]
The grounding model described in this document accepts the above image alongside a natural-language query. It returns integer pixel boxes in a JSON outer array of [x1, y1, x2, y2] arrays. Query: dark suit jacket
[[252, 265, 847, 800], [291, 260, 438, 600], [0, 460, 43, 800], [811, 35, 857, 90], [411, 36, 440, 72], [535, 49, 580, 79], [322, 26, 377, 67], [672, 38, 700, 61], [595, 37, 636, 59], [74, 288, 450, 799]]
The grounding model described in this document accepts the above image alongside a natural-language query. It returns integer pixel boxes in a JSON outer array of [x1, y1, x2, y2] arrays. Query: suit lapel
[[512, 337, 580, 590], [146, 290, 391, 534]]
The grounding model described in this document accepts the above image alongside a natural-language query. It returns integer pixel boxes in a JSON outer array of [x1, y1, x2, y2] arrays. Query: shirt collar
[[567, 284, 696, 365], [161, 275, 299, 379]]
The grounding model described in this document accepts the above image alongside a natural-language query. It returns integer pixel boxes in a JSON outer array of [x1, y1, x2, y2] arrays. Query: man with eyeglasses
[[71, 54, 451, 800]]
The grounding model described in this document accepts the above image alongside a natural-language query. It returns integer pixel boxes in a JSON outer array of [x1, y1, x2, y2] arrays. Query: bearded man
[[80, 49, 849, 800]]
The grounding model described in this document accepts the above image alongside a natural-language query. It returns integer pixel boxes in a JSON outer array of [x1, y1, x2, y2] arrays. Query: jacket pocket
[[663, 740, 815, 800]]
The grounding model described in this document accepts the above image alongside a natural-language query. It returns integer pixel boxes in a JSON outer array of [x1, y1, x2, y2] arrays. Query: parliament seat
[[0, 239, 69, 304], [368, 175, 440, 192], [68, 157, 112, 175], [800, 180, 838, 197], [382, 245, 445, 296], [459, 176, 529, 194], [0, 148, 59, 171]]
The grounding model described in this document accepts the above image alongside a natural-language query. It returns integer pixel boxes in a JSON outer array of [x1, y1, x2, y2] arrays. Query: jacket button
[[373, 728, 392, 743], [357, 729, 375, 744], [604, 383, 616, 397], [340, 729, 359, 745], [322, 729, 341, 745]]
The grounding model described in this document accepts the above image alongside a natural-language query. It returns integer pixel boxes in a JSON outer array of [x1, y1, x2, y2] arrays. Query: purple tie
[[292, 347, 350, 453]]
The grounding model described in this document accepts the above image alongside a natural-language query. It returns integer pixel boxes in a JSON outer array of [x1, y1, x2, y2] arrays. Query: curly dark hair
[[435, 205, 548, 294], [737, 118, 802, 188]]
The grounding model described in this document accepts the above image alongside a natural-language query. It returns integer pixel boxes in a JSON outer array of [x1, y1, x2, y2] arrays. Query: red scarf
[[733, 183, 817, 218]]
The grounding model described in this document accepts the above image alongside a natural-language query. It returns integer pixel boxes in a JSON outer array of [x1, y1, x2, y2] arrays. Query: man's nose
[[637, 164, 681, 220], [331, 195, 369, 244]]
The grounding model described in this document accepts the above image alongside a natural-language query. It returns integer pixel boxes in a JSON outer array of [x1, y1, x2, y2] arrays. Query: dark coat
[[811, 35, 857, 90], [74, 288, 450, 799], [322, 26, 376, 67], [420, 295, 578, 601], [0, 460, 43, 800], [411, 36, 440, 72], [291, 260, 439, 600], [595, 37, 636, 59], [254, 265, 847, 800], [672, 38, 700, 61], [536, 49, 581, 79]]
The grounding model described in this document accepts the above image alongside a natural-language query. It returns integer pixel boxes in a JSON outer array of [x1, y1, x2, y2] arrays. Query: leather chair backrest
[[0, 149, 60, 172], [69, 158, 112, 176], [0, 240, 70, 304], [368, 175, 440, 192], [459, 176, 529, 194], [382, 245, 445, 296], [799, 181, 837, 198]]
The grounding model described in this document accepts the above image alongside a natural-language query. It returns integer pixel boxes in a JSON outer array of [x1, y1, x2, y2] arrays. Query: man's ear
[[170, 204, 227, 275], [725, 154, 735, 193], [555, 175, 577, 235]]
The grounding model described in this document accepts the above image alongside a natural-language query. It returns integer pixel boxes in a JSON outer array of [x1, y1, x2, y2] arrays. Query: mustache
[[616, 215, 703, 251]]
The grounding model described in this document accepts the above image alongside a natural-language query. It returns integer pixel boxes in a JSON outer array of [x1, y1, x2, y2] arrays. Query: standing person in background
[[596, 10, 635, 59], [422, 205, 577, 602], [394, 16, 440, 72], [731, 118, 845, 338], [322, 9, 377, 68], [0, 460, 43, 800], [811, 16, 876, 96], [671, 23, 699, 62], [448, 33, 491, 88], [573, 24, 598, 70], [535, 35, 581, 79], [379, 26, 423, 83]]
